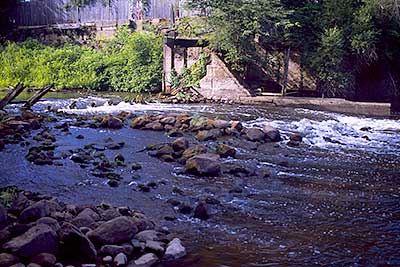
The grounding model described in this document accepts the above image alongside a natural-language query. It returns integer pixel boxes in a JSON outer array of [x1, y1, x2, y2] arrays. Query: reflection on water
[[2, 97, 400, 266]]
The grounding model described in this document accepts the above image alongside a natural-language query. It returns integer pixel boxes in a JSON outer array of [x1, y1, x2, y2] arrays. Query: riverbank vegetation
[[187, 0, 400, 99], [0, 28, 162, 93]]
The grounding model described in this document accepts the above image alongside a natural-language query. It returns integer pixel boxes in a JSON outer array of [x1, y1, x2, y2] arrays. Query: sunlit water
[[2, 97, 400, 266]]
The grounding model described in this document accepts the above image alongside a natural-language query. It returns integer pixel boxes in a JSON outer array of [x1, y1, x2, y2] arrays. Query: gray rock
[[87, 216, 138, 246], [171, 137, 189, 152], [263, 125, 281, 142], [114, 253, 127, 266], [3, 224, 58, 259], [164, 238, 186, 261], [58, 222, 96, 261], [54, 263, 63, 267], [27, 263, 41, 267], [100, 245, 127, 256], [31, 253, 57, 267], [0, 253, 19, 267], [128, 253, 158, 267], [100, 116, 123, 129], [77, 208, 100, 221], [185, 154, 221, 176], [19, 200, 61, 223], [216, 144, 236, 158], [10, 194, 31, 215], [99, 208, 121, 221], [244, 128, 265, 142], [70, 214, 95, 229], [135, 230, 160, 242], [35, 217, 60, 232], [103, 256, 112, 263], [213, 119, 230, 129], [145, 240, 164, 255], [9, 263, 25, 267]]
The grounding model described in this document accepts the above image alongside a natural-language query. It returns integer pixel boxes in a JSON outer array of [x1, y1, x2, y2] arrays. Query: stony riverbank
[[0, 188, 186, 267]]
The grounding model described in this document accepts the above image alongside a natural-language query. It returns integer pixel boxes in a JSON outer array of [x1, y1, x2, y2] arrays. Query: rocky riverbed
[[1, 97, 400, 266]]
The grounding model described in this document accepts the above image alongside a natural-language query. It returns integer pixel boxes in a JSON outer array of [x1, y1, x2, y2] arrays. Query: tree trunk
[[22, 84, 53, 110], [0, 83, 25, 110], [281, 47, 291, 96]]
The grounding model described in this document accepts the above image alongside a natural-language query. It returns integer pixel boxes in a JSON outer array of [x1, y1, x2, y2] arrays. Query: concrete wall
[[163, 44, 202, 92], [198, 53, 251, 99]]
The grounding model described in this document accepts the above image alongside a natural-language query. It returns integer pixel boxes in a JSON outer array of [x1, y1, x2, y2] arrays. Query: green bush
[[0, 28, 163, 93]]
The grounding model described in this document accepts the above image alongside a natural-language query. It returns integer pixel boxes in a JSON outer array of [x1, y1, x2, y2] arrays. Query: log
[[22, 84, 53, 110], [0, 83, 25, 110]]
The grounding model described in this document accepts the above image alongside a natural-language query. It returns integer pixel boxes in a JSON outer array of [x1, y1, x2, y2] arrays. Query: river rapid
[[1, 96, 400, 267]]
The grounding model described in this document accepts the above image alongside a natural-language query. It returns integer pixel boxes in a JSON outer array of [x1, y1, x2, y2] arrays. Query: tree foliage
[[0, 28, 163, 93], [188, 0, 400, 98]]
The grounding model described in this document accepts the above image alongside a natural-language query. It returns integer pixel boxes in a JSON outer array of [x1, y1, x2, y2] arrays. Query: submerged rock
[[193, 203, 209, 220]]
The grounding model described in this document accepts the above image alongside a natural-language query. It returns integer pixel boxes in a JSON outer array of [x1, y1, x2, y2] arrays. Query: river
[[1, 96, 400, 266]]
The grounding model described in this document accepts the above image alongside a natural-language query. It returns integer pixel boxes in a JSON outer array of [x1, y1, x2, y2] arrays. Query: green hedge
[[0, 28, 163, 93]]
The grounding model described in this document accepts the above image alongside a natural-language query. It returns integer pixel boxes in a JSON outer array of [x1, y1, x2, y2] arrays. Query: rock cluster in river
[[0, 111, 43, 151], [130, 113, 282, 177], [0, 190, 186, 267]]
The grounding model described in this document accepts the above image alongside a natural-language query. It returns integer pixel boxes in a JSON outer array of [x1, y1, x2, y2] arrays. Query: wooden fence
[[13, 0, 191, 27]]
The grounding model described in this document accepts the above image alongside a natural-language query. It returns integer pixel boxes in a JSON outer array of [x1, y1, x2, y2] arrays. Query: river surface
[[1, 97, 400, 266]]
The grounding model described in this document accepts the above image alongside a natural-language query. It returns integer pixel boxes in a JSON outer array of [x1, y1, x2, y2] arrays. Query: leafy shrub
[[0, 28, 163, 93]]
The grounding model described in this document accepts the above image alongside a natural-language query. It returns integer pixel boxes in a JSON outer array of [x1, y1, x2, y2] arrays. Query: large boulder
[[87, 216, 138, 246], [58, 222, 97, 261], [213, 119, 230, 129], [19, 200, 61, 223], [216, 144, 236, 158], [31, 253, 57, 267], [3, 224, 58, 259], [230, 121, 243, 131], [159, 116, 176, 125], [100, 116, 123, 129], [181, 145, 207, 162], [163, 238, 186, 261], [244, 128, 265, 142], [128, 253, 158, 267], [263, 125, 281, 142], [195, 129, 221, 141], [130, 116, 151, 129], [185, 154, 221, 176], [171, 137, 189, 152], [10, 194, 31, 215], [0, 253, 18, 267], [144, 122, 163, 131]]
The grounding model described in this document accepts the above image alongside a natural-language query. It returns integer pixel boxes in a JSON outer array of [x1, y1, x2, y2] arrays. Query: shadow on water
[[1, 96, 400, 266]]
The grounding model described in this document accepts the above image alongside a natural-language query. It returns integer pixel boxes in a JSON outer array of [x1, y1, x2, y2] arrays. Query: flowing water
[[1, 97, 400, 266]]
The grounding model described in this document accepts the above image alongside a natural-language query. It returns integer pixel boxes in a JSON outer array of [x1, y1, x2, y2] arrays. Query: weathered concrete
[[198, 53, 251, 99], [237, 96, 392, 117], [163, 36, 205, 93]]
